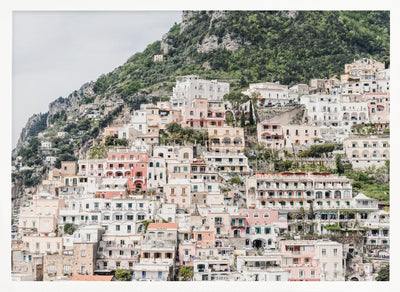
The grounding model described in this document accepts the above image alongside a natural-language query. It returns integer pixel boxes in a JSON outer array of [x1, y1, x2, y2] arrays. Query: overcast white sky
[[12, 11, 182, 147]]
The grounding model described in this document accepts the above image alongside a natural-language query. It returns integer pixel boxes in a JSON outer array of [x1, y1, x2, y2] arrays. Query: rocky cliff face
[[197, 34, 245, 53], [161, 11, 245, 55], [48, 82, 95, 115], [14, 114, 44, 153]]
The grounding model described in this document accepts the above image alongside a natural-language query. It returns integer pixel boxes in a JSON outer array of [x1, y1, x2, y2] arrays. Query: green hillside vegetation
[[92, 11, 389, 99], [345, 161, 390, 203]]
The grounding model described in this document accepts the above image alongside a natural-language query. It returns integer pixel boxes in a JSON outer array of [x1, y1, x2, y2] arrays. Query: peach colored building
[[193, 230, 215, 248], [257, 121, 322, 150], [257, 123, 285, 149], [181, 98, 226, 129], [282, 125, 322, 148], [43, 242, 98, 281], [208, 125, 244, 154], [164, 182, 191, 210], [146, 104, 182, 131], [104, 125, 124, 138], [21, 235, 63, 255], [19, 194, 66, 234]]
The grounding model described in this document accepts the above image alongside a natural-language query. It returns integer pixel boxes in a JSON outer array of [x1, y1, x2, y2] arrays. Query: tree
[[335, 154, 345, 174], [178, 266, 194, 281], [223, 91, 249, 112], [63, 223, 76, 235], [115, 268, 132, 281], [375, 264, 389, 281], [240, 110, 246, 127], [248, 101, 255, 126], [230, 176, 242, 185]]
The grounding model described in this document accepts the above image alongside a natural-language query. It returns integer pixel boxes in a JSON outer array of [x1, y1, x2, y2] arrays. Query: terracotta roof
[[69, 275, 114, 281], [148, 223, 179, 229]]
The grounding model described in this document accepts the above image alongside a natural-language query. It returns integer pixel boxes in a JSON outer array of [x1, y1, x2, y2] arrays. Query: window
[[116, 225, 120, 231], [81, 249, 86, 257], [64, 265, 71, 273], [137, 214, 145, 220], [255, 227, 261, 234], [197, 234, 202, 241], [322, 249, 326, 256], [334, 248, 338, 256], [253, 213, 259, 218], [49, 264, 55, 273], [276, 275, 281, 281], [311, 270, 315, 278]]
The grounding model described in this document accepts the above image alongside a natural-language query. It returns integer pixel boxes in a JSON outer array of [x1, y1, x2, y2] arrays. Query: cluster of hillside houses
[[12, 58, 389, 281]]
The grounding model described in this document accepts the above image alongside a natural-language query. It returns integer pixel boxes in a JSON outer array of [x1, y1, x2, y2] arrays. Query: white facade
[[245, 82, 291, 106], [130, 110, 147, 134], [343, 136, 389, 169], [315, 241, 344, 281], [172, 75, 229, 109]]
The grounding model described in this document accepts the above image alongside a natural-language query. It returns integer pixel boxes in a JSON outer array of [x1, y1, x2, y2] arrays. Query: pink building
[[257, 123, 285, 149], [104, 125, 124, 138], [178, 241, 196, 266], [366, 93, 390, 124], [104, 150, 148, 191], [193, 230, 215, 248], [236, 209, 288, 249], [181, 98, 225, 129], [279, 240, 320, 281]]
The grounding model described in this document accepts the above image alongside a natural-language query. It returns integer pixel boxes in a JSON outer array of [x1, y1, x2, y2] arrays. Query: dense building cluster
[[11, 58, 389, 281]]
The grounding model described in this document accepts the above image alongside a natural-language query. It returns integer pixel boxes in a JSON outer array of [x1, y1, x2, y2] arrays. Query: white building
[[315, 241, 344, 281], [245, 82, 291, 106], [172, 75, 229, 109], [343, 136, 389, 169], [236, 254, 289, 281], [130, 110, 147, 134]]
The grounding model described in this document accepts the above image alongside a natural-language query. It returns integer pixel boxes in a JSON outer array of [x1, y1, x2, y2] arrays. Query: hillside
[[12, 10, 390, 190]]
